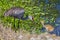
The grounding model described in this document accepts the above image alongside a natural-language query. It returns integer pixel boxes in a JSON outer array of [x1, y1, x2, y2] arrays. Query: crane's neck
[[21, 15, 33, 21], [21, 15, 28, 20], [41, 22, 46, 27]]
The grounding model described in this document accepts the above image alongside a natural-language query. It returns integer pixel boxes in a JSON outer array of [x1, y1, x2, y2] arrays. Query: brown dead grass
[[0, 23, 18, 40], [0, 22, 60, 40]]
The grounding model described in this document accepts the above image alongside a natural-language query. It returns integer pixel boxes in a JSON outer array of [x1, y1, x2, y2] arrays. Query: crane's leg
[[13, 17, 16, 32], [14, 18, 15, 27], [18, 19, 20, 29]]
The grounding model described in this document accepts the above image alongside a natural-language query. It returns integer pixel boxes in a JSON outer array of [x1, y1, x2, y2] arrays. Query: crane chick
[[40, 20, 60, 36]]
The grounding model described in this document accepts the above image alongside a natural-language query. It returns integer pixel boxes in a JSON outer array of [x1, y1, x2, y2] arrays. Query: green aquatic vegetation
[[0, 0, 58, 33]]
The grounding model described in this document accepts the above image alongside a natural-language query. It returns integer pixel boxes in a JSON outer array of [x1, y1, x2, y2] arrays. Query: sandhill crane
[[40, 20, 60, 36], [4, 7, 33, 28], [40, 20, 54, 32]]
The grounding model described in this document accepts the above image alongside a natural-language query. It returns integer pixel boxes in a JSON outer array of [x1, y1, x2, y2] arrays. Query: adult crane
[[4, 7, 33, 28]]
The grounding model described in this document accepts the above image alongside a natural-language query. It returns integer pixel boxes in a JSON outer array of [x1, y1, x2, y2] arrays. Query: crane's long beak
[[28, 16, 34, 21]]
